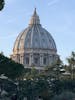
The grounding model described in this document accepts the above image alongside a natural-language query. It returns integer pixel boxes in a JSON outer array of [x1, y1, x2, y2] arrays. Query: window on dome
[[26, 57, 29, 64], [34, 58, 38, 64], [43, 57, 46, 65], [49, 39, 51, 43]]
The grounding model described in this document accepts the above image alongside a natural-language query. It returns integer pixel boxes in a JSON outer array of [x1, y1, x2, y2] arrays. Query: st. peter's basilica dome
[[11, 8, 58, 70]]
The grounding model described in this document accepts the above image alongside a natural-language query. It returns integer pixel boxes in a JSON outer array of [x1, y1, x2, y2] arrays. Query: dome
[[11, 8, 58, 69], [13, 8, 57, 53]]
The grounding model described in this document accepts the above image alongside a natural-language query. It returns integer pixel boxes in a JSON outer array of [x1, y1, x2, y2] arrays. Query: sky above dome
[[0, 0, 75, 63]]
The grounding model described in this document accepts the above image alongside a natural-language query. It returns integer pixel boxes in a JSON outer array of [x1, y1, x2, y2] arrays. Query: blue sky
[[0, 0, 75, 63]]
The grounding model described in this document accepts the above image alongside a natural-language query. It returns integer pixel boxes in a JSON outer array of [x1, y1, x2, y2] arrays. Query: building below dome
[[11, 8, 58, 70]]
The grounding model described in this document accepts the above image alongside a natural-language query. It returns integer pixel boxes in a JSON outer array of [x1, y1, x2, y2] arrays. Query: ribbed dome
[[13, 8, 57, 53]]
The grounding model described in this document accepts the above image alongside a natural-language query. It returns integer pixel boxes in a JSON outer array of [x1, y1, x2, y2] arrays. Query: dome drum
[[11, 52, 58, 68]]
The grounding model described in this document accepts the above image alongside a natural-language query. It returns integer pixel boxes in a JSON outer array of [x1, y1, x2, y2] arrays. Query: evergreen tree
[[67, 51, 75, 80], [0, 0, 5, 11], [0, 54, 24, 80]]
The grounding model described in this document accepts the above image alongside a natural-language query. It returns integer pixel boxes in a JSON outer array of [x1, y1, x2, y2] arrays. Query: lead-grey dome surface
[[13, 9, 57, 52]]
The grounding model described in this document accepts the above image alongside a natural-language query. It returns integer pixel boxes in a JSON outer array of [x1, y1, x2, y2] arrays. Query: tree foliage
[[66, 51, 75, 79], [0, 54, 24, 80], [52, 91, 75, 100], [0, 0, 5, 11], [0, 52, 75, 100]]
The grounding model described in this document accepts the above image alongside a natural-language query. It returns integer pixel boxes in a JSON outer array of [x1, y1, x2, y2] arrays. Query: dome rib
[[13, 30, 25, 51], [35, 25, 41, 48], [31, 25, 34, 48], [24, 27, 32, 49]]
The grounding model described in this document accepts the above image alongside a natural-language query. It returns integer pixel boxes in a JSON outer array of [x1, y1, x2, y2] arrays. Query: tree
[[45, 57, 64, 80], [52, 91, 75, 100], [67, 51, 75, 80], [0, 0, 5, 11], [53, 57, 63, 80], [0, 54, 25, 80]]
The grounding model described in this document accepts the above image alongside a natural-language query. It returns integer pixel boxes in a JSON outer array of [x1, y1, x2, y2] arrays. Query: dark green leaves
[[0, 0, 5, 11], [0, 54, 24, 80]]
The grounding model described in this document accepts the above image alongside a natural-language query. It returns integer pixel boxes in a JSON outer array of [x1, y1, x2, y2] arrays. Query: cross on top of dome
[[29, 8, 40, 25]]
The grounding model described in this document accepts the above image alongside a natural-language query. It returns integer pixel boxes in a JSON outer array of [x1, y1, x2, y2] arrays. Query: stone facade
[[11, 49, 58, 69], [11, 8, 58, 70]]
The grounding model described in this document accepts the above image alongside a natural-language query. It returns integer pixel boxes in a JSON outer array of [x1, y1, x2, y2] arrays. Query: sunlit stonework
[[11, 8, 58, 70]]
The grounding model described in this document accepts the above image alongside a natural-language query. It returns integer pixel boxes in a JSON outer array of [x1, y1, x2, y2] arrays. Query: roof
[[13, 9, 57, 53]]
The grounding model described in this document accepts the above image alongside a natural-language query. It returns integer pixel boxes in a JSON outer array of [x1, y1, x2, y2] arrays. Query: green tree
[[0, 54, 25, 80], [53, 57, 63, 80], [67, 51, 75, 80], [0, 0, 5, 11], [45, 57, 63, 80], [18, 78, 50, 100], [52, 91, 75, 100]]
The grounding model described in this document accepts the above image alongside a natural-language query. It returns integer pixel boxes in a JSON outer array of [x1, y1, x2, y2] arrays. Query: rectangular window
[[26, 57, 29, 64], [34, 58, 38, 64], [43, 57, 46, 65]]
